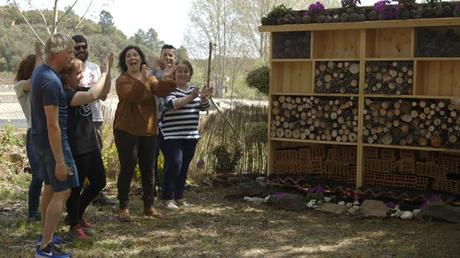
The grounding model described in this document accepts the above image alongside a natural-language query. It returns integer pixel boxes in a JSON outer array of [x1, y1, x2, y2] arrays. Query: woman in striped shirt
[[159, 60, 212, 210]]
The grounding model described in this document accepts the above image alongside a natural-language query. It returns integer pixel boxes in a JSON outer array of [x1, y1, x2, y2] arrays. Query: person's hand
[[152, 59, 166, 71], [34, 42, 42, 56], [55, 163, 72, 182], [101, 53, 114, 73], [141, 64, 149, 82], [162, 65, 176, 81], [190, 88, 199, 99], [199, 85, 213, 100]]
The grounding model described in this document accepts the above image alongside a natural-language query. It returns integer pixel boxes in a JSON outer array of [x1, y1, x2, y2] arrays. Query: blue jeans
[[158, 132, 198, 201], [34, 137, 79, 192], [26, 129, 43, 219]]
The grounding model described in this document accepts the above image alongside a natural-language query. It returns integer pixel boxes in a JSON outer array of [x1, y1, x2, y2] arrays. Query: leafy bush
[[212, 144, 242, 173], [0, 123, 23, 147], [246, 66, 269, 95]]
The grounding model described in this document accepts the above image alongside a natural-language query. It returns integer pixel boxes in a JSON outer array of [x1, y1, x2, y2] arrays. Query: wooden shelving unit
[[261, 18, 460, 191]]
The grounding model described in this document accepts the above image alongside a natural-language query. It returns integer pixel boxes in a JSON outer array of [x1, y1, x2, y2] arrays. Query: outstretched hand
[[101, 53, 114, 73], [162, 65, 176, 81]]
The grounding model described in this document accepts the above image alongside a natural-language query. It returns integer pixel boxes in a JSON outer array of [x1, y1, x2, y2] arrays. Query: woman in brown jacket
[[114, 45, 174, 222]]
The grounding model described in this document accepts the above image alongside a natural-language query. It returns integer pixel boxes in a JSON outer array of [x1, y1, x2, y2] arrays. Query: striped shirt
[[160, 84, 210, 140]]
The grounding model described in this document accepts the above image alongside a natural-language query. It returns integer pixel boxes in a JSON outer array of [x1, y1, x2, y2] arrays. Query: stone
[[243, 196, 265, 205], [307, 200, 316, 208], [338, 201, 346, 206], [346, 202, 353, 208], [361, 200, 390, 218], [256, 177, 266, 183], [324, 197, 332, 203], [267, 193, 306, 211], [400, 211, 414, 220], [421, 202, 460, 223], [348, 206, 360, 216], [317, 203, 347, 215], [353, 200, 360, 206], [5, 152, 23, 164], [413, 209, 421, 217]]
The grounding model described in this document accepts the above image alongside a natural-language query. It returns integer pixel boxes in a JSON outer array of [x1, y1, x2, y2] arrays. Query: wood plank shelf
[[415, 57, 460, 61], [259, 17, 460, 32], [271, 138, 357, 146], [363, 143, 460, 154], [272, 59, 311, 62], [365, 58, 414, 61], [364, 95, 455, 99], [313, 58, 361, 62], [271, 92, 359, 97]]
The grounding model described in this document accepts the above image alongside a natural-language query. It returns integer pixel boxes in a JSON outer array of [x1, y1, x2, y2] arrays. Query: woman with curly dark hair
[[113, 45, 176, 222], [14, 46, 42, 222]]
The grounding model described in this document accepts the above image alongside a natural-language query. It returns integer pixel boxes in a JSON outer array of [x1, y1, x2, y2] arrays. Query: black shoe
[[35, 242, 71, 257], [92, 192, 116, 206]]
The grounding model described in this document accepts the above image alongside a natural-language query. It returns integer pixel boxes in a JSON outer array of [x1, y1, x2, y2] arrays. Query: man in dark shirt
[[31, 33, 77, 258]]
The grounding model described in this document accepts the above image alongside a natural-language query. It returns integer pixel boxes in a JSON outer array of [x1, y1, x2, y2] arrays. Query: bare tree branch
[[67, 0, 94, 36], [55, 0, 78, 28], [12, 0, 45, 45], [51, 0, 59, 34], [29, 0, 51, 36]]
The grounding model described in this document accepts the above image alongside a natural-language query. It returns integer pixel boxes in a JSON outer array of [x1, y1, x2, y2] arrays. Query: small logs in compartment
[[272, 31, 310, 59], [315, 61, 360, 94], [364, 98, 460, 148], [365, 61, 414, 95], [271, 95, 358, 143]]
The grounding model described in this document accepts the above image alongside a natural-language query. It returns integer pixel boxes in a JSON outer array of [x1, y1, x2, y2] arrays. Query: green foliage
[[244, 122, 268, 145], [212, 144, 242, 173], [267, 4, 294, 19], [245, 66, 269, 95], [0, 123, 23, 147]]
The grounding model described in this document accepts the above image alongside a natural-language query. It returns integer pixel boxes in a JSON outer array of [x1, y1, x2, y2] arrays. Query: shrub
[[246, 66, 269, 95]]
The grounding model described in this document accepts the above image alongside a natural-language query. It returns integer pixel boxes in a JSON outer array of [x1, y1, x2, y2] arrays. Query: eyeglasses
[[74, 45, 88, 51]]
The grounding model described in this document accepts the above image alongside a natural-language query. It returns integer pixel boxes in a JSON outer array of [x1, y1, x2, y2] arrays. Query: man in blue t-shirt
[[31, 34, 77, 258]]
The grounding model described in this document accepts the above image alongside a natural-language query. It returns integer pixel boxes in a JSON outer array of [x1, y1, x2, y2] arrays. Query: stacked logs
[[272, 31, 310, 59], [271, 96, 358, 143], [364, 98, 460, 148], [315, 61, 360, 94], [365, 61, 414, 95]]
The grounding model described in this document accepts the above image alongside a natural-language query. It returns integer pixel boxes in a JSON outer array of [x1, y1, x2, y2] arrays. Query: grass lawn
[[1, 170, 460, 258]]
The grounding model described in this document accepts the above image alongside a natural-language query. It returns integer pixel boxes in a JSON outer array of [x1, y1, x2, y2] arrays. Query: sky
[[0, 0, 192, 47]]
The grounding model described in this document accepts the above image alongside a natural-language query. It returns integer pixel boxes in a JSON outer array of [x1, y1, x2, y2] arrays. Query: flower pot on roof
[[340, 0, 366, 22], [373, 0, 398, 20], [307, 2, 327, 23], [397, 0, 418, 19]]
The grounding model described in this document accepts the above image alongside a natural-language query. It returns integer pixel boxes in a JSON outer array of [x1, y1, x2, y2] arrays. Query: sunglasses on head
[[74, 45, 88, 51]]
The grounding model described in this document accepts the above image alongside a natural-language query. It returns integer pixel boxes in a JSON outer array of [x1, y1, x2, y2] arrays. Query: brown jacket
[[113, 73, 174, 136]]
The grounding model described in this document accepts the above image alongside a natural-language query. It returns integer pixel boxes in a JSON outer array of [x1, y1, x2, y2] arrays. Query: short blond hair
[[44, 33, 75, 62]]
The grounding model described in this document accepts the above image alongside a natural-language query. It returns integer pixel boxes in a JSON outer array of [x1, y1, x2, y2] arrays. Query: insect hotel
[[259, 5, 460, 198]]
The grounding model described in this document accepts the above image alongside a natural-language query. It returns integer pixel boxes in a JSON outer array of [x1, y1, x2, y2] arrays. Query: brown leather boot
[[119, 208, 131, 222], [143, 207, 163, 219]]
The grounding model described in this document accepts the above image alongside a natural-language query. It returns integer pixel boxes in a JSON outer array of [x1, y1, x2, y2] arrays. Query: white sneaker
[[175, 199, 193, 208], [163, 200, 179, 210]]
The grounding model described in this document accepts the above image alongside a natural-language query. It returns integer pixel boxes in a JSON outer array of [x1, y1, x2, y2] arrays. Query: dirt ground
[[1, 172, 460, 258]]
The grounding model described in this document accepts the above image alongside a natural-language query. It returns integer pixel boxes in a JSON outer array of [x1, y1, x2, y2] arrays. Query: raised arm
[[69, 53, 114, 107]]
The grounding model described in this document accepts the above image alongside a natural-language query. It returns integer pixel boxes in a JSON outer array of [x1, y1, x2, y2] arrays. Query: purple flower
[[374, 0, 398, 19], [308, 185, 325, 193], [455, 4, 460, 13], [308, 1, 326, 15], [386, 201, 396, 209]]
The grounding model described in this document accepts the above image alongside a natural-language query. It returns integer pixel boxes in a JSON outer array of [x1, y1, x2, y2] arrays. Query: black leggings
[[66, 149, 107, 228], [114, 129, 156, 209]]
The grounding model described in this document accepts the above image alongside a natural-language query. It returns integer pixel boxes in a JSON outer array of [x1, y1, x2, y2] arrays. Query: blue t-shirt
[[30, 64, 69, 149]]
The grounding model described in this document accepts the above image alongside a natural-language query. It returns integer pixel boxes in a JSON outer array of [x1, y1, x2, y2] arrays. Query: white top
[[79, 61, 103, 122], [14, 80, 32, 129]]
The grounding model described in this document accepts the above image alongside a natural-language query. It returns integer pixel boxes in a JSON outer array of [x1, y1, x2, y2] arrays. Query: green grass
[[0, 173, 460, 258]]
